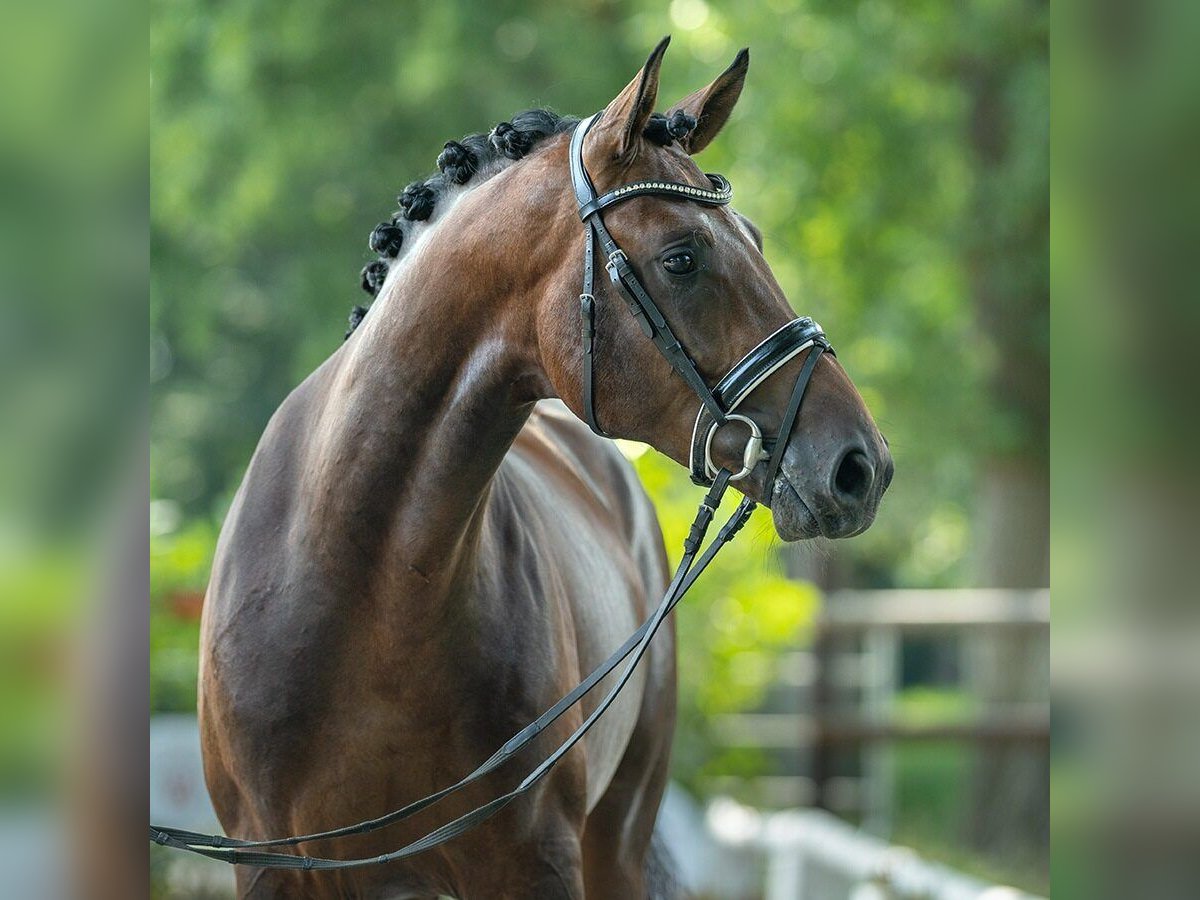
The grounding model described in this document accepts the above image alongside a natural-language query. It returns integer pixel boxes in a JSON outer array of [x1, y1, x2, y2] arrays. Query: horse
[[196, 39, 892, 899]]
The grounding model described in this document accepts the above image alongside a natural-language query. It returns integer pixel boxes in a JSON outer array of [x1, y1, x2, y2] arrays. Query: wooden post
[[811, 625, 834, 814]]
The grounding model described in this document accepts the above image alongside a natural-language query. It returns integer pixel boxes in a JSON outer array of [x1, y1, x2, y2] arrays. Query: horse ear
[[667, 48, 750, 155], [589, 36, 670, 166]]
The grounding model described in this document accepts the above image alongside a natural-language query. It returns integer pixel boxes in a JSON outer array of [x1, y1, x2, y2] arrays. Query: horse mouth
[[768, 473, 880, 541], [769, 477, 822, 541]]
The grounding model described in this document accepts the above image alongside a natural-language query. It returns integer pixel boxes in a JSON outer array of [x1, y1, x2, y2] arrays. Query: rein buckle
[[604, 249, 628, 277]]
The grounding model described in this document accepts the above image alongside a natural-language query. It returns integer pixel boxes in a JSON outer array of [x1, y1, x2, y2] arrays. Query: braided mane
[[344, 108, 696, 339]]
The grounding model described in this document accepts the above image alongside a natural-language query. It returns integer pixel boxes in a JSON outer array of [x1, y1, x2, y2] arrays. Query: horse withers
[[198, 39, 891, 899]]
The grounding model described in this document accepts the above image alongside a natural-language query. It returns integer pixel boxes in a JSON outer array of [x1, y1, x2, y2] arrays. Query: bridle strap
[[571, 112, 728, 434], [763, 343, 826, 489], [689, 317, 833, 485], [573, 116, 608, 436], [599, 232, 727, 424], [579, 228, 605, 436]]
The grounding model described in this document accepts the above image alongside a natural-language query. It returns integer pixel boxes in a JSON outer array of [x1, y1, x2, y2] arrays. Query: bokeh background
[[145, 1, 1048, 897], [32, 0, 1200, 898], [18, 1, 1200, 897]]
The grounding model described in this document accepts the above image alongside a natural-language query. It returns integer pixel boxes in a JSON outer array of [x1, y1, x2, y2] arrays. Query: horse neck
[[310, 183, 565, 589]]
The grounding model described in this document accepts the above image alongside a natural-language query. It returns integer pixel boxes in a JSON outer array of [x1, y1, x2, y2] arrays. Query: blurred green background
[[148, 0, 1047, 893]]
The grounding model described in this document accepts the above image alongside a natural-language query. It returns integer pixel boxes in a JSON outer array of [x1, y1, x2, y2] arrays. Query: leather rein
[[149, 111, 833, 870]]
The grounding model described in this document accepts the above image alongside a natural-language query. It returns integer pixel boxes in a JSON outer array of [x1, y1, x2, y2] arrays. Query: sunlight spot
[[912, 506, 969, 579], [670, 0, 710, 31], [150, 500, 182, 537], [495, 19, 538, 61], [614, 439, 650, 461], [692, 25, 732, 64], [802, 49, 836, 85]]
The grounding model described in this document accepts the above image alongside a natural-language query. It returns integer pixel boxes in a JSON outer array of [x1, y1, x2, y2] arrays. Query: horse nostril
[[832, 449, 873, 506]]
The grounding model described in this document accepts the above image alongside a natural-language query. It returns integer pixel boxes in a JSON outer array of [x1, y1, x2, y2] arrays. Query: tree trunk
[[961, 11, 1050, 866]]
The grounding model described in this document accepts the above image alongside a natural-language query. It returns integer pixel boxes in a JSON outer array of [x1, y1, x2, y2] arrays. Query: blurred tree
[[948, 0, 1049, 866]]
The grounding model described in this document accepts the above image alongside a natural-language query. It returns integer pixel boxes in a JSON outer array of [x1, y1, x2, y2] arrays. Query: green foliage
[[890, 688, 1048, 895], [152, 0, 1046, 589], [0, 551, 79, 798], [149, 522, 214, 713], [633, 447, 819, 786], [150, 0, 1046, 817]]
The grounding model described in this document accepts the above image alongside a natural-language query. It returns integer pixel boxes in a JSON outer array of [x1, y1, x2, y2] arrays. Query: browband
[[579, 174, 732, 219]]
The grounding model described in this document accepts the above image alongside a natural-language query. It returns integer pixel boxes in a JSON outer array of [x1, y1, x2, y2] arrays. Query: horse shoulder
[[492, 402, 672, 811]]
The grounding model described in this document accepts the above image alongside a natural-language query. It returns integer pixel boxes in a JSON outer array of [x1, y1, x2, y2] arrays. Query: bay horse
[[196, 39, 891, 899]]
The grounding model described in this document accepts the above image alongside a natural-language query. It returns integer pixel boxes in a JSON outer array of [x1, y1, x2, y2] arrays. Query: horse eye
[[662, 250, 696, 275]]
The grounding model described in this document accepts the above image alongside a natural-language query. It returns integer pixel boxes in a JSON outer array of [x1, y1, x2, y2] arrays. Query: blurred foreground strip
[[0, 0, 146, 896], [1055, 0, 1200, 895]]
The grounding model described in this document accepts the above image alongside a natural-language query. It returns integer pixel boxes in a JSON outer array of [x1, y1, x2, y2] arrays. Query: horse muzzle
[[770, 435, 893, 540]]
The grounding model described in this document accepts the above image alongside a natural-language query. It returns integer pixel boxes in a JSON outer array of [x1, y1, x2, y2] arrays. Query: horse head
[[352, 38, 891, 541], [536, 39, 892, 539]]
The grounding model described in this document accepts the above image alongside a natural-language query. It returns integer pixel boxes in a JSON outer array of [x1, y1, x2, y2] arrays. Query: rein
[[150, 111, 833, 870], [153, 476, 752, 869]]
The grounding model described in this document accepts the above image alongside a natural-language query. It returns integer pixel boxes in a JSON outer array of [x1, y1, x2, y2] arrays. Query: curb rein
[[150, 111, 833, 870]]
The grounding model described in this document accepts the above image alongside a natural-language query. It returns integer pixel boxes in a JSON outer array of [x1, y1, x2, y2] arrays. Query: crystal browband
[[577, 175, 732, 219]]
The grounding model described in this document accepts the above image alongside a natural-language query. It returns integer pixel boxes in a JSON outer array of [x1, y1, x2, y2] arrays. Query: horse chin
[[769, 478, 822, 542]]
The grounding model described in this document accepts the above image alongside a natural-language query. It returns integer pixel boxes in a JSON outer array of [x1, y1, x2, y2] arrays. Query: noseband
[[569, 112, 833, 488], [150, 113, 838, 871]]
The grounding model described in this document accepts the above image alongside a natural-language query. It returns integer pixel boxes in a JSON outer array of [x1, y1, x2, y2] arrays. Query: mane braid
[[344, 106, 695, 339]]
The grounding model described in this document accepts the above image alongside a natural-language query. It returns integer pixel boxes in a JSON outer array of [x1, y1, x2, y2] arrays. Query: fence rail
[[819, 589, 1050, 630], [702, 588, 1051, 845]]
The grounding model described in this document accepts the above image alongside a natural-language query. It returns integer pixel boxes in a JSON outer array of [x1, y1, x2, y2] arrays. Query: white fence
[[150, 715, 234, 896], [704, 797, 1045, 900]]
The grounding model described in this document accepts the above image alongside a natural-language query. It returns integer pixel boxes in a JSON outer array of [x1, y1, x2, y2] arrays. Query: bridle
[[570, 111, 833, 489], [149, 111, 834, 871]]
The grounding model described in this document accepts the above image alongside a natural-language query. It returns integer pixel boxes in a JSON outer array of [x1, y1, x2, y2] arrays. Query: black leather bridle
[[149, 111, 834, 871], [570, 111, 833, 490]]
